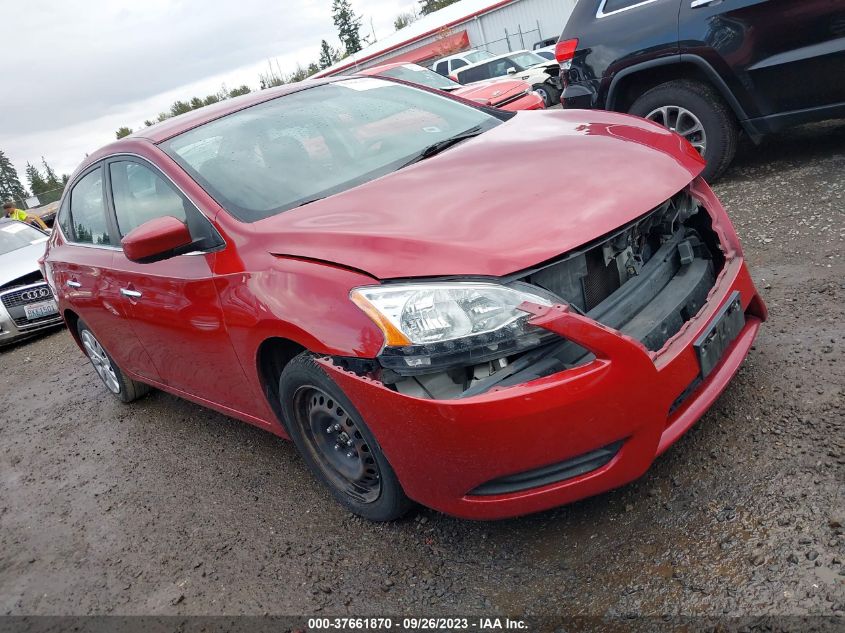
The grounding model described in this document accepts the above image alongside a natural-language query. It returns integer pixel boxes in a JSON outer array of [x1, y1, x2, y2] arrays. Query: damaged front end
[[341, 185, 730, 400]]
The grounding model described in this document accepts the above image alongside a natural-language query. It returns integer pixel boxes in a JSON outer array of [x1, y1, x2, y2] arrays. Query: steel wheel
[[646, 105, 708, 157], [81, 329, 120, 394], [293, 385, 381, 503]]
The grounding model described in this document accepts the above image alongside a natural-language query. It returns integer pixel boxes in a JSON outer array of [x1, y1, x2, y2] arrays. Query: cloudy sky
[[2, 0, 415, 185]]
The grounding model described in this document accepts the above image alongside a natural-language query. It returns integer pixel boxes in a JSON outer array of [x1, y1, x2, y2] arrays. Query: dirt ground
[[1, 120, 843, 619]]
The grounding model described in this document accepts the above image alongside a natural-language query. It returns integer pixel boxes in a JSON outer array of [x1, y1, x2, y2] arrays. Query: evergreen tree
[[228, 85, 252, 97], [170, 100, 192, 116], [41, 157, 63, 191], [332, 0, 363, 56], [116, 126, 133, 139], [318, 39, 338, 69], [143, 120, 155, 127], [419, 0, 459, 15], [25, 163, 48, 198], [190, 97, 205, 110], [394, 12, 417, 30], [0, 149, 28, 204]]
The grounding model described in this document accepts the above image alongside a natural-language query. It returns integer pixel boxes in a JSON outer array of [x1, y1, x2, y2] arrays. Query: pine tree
[[394, 12, 417, 30], [41, 157, 63, 192], [332, 0, 363, 56], [419, 0, 459, 15], [228, 85, 251, 97], [115, 127, 133, 139], [170, 100, 192, 116], [25, 163, 48, 198], [190, 97, 205, 110], [318, 39, 338, 69], [0, 149, 28, 204]]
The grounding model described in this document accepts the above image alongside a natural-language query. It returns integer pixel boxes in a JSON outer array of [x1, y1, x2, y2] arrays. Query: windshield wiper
[[400, 126, 484, 168]]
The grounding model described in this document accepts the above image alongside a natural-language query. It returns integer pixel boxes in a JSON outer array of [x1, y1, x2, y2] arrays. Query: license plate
[[694, 291, 744, 378], [24, 300, 58, 320]]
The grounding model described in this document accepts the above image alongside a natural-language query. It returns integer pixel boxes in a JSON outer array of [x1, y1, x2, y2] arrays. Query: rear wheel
[[628, 79, 738, 182], [279, 352, 413, 521], [77, 321, 150, 403]]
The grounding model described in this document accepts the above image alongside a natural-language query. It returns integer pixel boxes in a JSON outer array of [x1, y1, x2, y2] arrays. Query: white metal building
[[314, 0, 578, 77]]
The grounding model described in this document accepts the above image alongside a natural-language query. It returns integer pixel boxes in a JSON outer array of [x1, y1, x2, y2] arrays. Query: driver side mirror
[[121, 216, 193, 263], [506, 66, 517, 75]]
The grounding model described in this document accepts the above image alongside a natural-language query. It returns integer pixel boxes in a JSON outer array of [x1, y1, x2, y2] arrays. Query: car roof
[[453, 49, 535, 74]]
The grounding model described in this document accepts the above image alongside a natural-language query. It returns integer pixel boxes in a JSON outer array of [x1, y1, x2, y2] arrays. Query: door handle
[[120, 288, 142, 298], [66, 280, 81, 288], [691, 0, 718, 7]]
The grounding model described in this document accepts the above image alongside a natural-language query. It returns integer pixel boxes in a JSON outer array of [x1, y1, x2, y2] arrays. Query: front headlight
[[350, 282, 557, 374]]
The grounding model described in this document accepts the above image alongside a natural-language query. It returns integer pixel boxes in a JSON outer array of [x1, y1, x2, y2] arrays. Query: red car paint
[[358, 62, 545, 112], [45, 78, 765, 519]]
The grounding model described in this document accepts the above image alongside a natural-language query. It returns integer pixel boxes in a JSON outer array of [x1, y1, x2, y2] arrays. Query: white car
[[450, 50, 562, 107], [430, 49, 495, 77], [534, 44, 557, 61]]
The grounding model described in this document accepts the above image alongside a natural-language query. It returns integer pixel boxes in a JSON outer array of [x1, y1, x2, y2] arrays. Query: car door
[[49, 165, 159, 380], [104, 156, 256, 412], [679, 0, 845, 117]]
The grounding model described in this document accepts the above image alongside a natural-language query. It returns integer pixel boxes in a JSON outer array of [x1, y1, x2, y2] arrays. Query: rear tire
[[279, 352, 413, 522], [77, 320, 150, 403], [628, 79, 738, 182]]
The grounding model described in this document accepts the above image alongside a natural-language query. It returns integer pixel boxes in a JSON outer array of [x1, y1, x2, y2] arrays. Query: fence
[[476, 21, 547, 55], [5, 185, 64, 211]]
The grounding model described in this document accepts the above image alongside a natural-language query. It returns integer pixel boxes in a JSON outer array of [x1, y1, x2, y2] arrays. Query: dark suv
[[557, 0, 845, 180]]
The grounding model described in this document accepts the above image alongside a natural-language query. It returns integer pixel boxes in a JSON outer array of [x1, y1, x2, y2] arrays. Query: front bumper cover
[[319, 255, 765, 520]]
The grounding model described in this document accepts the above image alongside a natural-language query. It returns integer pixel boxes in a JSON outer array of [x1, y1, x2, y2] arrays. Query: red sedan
[[356, 62, 545, 111], [43, 77, 765, 521]]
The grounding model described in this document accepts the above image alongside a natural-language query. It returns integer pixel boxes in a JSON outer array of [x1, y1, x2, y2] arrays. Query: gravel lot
[[1, 120, 843, 619]]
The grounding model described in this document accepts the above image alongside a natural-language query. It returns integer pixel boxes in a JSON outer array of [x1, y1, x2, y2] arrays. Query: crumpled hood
[[255, 109, 705, 280], [0, 241, 47, 289]]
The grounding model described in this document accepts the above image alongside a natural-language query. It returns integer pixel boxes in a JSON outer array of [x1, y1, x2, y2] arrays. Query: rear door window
[[68, 167, 112, 246]]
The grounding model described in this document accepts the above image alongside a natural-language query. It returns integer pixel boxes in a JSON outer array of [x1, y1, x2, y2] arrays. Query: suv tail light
[[555, 38, 578, 69]]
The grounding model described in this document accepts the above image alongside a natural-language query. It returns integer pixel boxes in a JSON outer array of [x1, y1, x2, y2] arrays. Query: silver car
[[0, 219, 63, 346]]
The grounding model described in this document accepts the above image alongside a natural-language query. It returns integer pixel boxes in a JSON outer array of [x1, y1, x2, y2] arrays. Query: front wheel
[[77, 320, 150, 403], [279, 352, 413, 521], [532, 82, 560, 108], [628, 79, 738, 182]]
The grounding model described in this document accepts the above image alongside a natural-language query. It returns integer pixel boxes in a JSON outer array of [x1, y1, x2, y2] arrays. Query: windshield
[[0, 221, 47, 255], [465, 50, 494, 63], [377, 65, 460, 91], [506, 51, 548, 70], [162, 78, 499, 222]]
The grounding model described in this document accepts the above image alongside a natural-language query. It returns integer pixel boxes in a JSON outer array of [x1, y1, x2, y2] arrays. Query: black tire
[[628, 79, 739, 182], [532, 82, 560, 108], [76, 320, 150, 403], [278, 352, 413, 521]]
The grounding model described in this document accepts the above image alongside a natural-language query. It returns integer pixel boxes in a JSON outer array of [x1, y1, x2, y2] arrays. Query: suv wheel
[[279, 352, 413, 521], [532, 83, 560, 108], [77, 321, 150, 403], [629, 79, 738, 181]]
